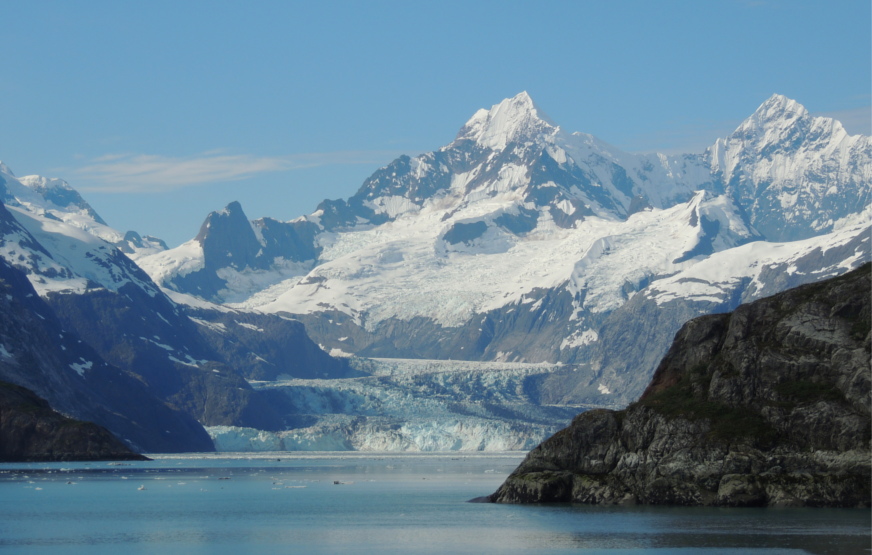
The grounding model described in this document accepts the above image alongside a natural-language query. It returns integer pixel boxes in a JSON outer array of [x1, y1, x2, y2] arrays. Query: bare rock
[[0, 381, 147, 462], [490, 264, 871, 507]]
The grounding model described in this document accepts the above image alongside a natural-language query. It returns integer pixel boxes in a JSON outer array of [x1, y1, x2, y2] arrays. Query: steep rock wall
[[490, 264, 871, 507]]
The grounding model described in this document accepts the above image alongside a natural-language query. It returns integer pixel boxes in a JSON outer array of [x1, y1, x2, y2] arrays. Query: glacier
[[209, 357, 583, 452]]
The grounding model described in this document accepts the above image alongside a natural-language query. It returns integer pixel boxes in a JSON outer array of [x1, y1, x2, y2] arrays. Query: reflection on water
[[0, 453, 868, 554]]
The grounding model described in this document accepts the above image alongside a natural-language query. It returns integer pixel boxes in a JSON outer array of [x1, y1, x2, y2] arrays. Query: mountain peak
[[727, 94, 812, 146], [0, 161, 13, 177], [754, 93, 808, 122], [221, 200, 245, 216], [19, 175, 75, 195], [193, 200, 268, 272], [456, 92, 557, 150], [16, 174, 109, 226], [196, 201, 250, 244]]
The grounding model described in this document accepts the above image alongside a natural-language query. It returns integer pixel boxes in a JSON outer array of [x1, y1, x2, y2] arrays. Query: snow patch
[[3, 205, 162, 297], [136, 239, 205, 284], [168, 354, 207, 368], [69, 359, 93, 377], [189, 317, 227, 333], [648, 220, 870, 306], [561, 329, 599, 350], [363, 196, 419, 219], [141, 337, 174, 351]]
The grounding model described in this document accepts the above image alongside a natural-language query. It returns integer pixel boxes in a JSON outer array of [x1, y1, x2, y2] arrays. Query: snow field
[[245, 190, 756, 330]]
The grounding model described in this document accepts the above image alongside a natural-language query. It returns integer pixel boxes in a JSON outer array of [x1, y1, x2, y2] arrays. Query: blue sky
[[2, 0, 869, 246]]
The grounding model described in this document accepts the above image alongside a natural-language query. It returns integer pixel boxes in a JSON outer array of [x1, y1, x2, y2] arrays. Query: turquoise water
[[0, 453, 868, 554]]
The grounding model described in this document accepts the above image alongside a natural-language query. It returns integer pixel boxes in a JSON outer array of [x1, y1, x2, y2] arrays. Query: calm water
[[0, 453, 868, 554]]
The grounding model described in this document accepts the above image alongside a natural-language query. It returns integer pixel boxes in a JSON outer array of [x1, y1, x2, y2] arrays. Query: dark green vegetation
[[0, 381, 147, 462], [638, 360, 780, 447], [640, 376, 777, 448], [490, 264, 871, 507]]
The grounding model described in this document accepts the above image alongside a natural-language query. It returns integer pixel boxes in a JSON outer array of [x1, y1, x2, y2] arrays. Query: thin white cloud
[[70, 150, 401, 193], [90, 152, 134, 163]]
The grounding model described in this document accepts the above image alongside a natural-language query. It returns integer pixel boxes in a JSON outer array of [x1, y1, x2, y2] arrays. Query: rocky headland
[[0, 381, 147, 462], [489, 264, 871, 507]]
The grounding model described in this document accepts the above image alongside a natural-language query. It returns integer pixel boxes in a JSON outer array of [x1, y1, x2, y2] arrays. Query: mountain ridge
[[131, 92, 869, 409], [141, 93, 869, 306], [0, 91, 868, 453]]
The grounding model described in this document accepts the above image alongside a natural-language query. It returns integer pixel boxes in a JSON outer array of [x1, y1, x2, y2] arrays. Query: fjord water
[[0, 453, 868, 554]]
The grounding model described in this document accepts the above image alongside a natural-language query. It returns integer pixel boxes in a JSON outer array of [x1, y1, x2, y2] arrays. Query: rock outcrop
[[0, 251, 215, 454], [0, 381, 147, 461], [489, 264, 871, 507]]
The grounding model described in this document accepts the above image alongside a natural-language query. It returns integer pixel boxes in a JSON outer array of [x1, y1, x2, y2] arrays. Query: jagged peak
[[754, 94, 805, 124], [757, 93, 808, 119], [732, 94, 810, 138], [722, 94, 860, 156], [0, 161, 13, 177], [456, 91, 557, 151], [219, 200, 246, 217], [196, 200, 250, 244]]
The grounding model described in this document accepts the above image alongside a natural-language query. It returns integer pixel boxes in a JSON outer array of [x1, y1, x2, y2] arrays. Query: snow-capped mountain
[[1, 91, 868, 453], [138, 93, 869, 387], [142, 93, 869, 307], [540, 208, 871, 406], [0, 163, 358, 451], [0, 163, 167, 257], [138, 92, 728, 304], [0, 184, 162, 299], [140, 201, 317, 302], [0, 193, 275, 446], [710, 94, 871, 241]]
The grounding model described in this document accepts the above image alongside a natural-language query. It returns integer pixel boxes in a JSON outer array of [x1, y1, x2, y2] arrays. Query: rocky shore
[[0, 381, 148, 462], [489, 264, 870, 507]]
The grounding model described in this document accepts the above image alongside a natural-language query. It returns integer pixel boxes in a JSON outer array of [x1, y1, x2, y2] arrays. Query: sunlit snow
[[69, 359, 93, 377]]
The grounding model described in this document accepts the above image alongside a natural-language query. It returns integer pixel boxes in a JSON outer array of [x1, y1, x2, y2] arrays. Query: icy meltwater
[[0, 453, 868, 555]]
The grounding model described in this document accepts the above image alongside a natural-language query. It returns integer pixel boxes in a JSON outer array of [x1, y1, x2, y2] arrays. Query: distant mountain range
[[0, 93, 868, 453], [136, 92, 870, 403]]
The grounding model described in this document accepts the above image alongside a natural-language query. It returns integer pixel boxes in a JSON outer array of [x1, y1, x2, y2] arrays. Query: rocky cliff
[[0, 381, 147, 462], [0, 252, 215, 453], [489, 263, 871, 507]]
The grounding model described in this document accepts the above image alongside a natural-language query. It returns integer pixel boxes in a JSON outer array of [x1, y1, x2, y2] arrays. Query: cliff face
[[0, 255, 214, 453], [0, 381, 147, 462], [490, 264, 871, 507]]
